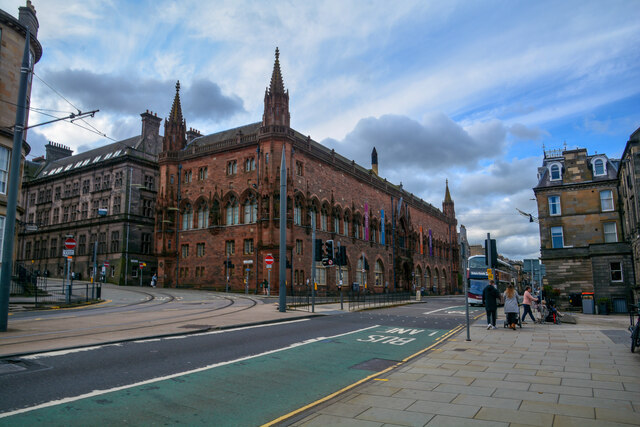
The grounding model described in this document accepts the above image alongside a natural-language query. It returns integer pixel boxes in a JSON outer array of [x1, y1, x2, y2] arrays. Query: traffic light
[[322, 240, 335, 266], [314, 239, 323, 262], [223, 260, 234, 269], [485, 238, 498, 268]]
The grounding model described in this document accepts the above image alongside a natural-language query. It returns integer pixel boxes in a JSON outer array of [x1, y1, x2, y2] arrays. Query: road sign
[[487, 268, 494, 281], [64, 238, 77, 250], [62, 249, 75, 256], [139, 262, 146, 269], [243, 260, 253, 264], [104, 261, 110, 268], [265, 254, 274, 265]]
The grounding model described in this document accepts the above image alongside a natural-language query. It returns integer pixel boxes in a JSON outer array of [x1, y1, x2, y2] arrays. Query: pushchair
[[544, 299, 561, 324], [503, 303, 522, 329]]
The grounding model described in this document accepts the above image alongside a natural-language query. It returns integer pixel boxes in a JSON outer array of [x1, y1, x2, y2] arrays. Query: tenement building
[[534, 147, 634, 312], [156, 49, 460, 294], [0, 2, 41, 271], [18, 112, 162, 284], [617, 126, 640, 304]]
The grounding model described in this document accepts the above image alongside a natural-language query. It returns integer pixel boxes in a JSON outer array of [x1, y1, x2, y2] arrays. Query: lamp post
[[176, 164, 182, 288]]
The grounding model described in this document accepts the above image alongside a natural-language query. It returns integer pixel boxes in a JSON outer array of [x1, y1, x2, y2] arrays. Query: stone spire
[[443, 179, 455, 218], [262, 47, 290, 129], [269, 47, 285, 95], [371, 147, 378, 175], [163, 80, 187, 152]]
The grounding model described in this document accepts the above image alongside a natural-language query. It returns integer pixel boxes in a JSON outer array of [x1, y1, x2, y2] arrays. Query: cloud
[[323, 113, 508, 173], [39, 70, 245, 122], [508, 123, 547, 141]]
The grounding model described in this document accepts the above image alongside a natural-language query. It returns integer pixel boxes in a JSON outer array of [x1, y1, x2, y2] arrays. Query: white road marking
[[4, 324, 381, 418], [428, 331, 438, 336], [423, 306, 459, 315]]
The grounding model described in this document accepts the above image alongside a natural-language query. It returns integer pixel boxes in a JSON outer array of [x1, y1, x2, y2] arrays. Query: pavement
[[2, 289, 639, 427]]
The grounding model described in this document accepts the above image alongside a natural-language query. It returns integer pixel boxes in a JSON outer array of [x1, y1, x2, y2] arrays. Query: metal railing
[[287, 285, 411, 312], [348, 291, 411, 311], [10, 268, 102, 308]]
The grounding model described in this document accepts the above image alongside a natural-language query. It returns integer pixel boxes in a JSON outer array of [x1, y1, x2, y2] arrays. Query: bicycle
[[630, 304, 640, 353]]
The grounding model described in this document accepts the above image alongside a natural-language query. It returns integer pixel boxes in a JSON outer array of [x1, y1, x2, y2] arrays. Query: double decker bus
[[466, 255, 517, 306]]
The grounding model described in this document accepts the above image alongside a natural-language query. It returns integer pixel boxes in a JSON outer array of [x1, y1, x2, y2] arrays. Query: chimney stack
[[18, 1, 39, 37], [45, 141, 72, 161]]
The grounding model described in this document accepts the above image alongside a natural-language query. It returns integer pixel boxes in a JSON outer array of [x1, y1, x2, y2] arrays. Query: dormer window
[[591, 157, 607, 176], [549, 163, 562, 181]]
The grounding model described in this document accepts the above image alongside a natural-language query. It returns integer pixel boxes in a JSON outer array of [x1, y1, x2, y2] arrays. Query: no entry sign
[[64, 238, 76, 250], [265, 254, 274, 265]]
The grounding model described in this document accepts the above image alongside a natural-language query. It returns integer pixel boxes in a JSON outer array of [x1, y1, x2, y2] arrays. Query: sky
[[2, 0, 639, 262]]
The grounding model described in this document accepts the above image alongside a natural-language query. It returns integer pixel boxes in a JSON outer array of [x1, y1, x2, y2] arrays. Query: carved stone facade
[[156, 49, 459, 294], [534, 147, 634, 310]]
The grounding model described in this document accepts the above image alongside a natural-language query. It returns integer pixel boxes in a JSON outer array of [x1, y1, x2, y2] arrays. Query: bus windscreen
[[469, 279, 489, 296]]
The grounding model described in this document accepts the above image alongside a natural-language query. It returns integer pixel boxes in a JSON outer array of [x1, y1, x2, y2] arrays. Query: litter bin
[[416, 289, 422, 301], [582, 292, 594, 314]]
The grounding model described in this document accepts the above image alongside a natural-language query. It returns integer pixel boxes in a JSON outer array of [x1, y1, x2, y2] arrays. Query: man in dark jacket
[[482, 280, 500, 329]]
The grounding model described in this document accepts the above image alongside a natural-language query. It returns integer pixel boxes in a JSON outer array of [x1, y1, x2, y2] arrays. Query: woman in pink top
[[521, 286, 536, 323]]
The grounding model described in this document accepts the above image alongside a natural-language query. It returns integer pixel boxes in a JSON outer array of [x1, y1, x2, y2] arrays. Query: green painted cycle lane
[[1, 325, 458, 426]]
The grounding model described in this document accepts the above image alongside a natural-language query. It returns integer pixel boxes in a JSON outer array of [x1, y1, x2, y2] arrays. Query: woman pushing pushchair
[[503, 284, 521, 330]]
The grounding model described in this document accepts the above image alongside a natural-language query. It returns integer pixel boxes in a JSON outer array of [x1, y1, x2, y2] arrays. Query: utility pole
[[278, 150, 287, 312], [391, 195, 396, 291], [310, 213, 316, 313], [176, 164, 182, 288], [0, 31, 30, 331]]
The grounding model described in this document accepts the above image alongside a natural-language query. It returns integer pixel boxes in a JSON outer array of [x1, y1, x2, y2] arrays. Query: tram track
[[1, 288, 260, 353]]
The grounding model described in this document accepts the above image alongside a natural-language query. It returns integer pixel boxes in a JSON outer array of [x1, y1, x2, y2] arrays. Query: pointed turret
[[371, 147, 378, 175], [443, 179, 455, 218], [163, 80, 187, 152], [262, 47, 290, 129]]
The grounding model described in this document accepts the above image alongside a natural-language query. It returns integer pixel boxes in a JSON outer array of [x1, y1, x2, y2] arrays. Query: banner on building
[[381, 209, 385, 245], [364, 202, 369, 241], [420, 226, 423, 255], [428, 229, 433, 257]]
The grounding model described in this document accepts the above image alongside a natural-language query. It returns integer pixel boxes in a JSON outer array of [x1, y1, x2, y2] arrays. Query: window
[[294, 200, 302, 226], [110, 231, 120, 252], [196, 243, 205, 257], [113, 196, 121, 214], [49, 238, 57, 258], [29, 192, 36, 205], [295, 161, 303, 176], [25, 241, 31, 259], [244, 239, 254, 255], [610, 262, 623, 282], [142, 199, 153, 218], [52, 208, 59, 224], [225, 240, 235, 255], [183, 170, 192, 183], [70, 204, 78, 221], [550, 164, 561, 181], [81, 202, 88, 219], [78, 235, 86, 256], [548, 196, 561, 216], [141, 233, 151, 254], [296, 239, 303, 255], [243, 196, 257, 224], [181, 244, 189, 258], [343, 217, 349, 236], [333, 216, 340, 234], [198, 167, 208, 180], [227, 160, 237, 175], [94, 177, 101, 191], [182, 204, 193, 230], [551, 226, 564, 248], [354, 219, 360, 239], [0, 147, 9, 194], [315, 264, 326, 286], [144, 175, 154, 190], [114, 172, 123, 188], [98, 232, 107, 253], [356, 258, 367, 286], [604, 222, 618, 243], [600, 190, 614, 212], [593, 158, 605, 176], [375, 260, 384, 286], [92, 200, 99, 217], [265, 153, 269, 164], [63, 206, 69, 222], [226, 198, 239, 225], [320, 209, 328, 231], [64, 183, 71, 198], [245, 158, 255, 172], [82, 180, 90, 194], [197, 203, 208, 228]]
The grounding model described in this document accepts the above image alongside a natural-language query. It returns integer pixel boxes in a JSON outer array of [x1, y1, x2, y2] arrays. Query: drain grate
[[453, 348, 467, 352], [350, 358, 398, 371]]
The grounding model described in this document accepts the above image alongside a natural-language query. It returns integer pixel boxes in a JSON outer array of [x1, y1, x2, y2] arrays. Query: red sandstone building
[[156, 49, 459, 294]]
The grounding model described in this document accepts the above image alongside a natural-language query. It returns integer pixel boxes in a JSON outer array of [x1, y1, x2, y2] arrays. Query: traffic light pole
[[310, 213, 316, 313], [278, 151, 287, 312], [337, 241, 343, 310], [0, 30, 30, 331]]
